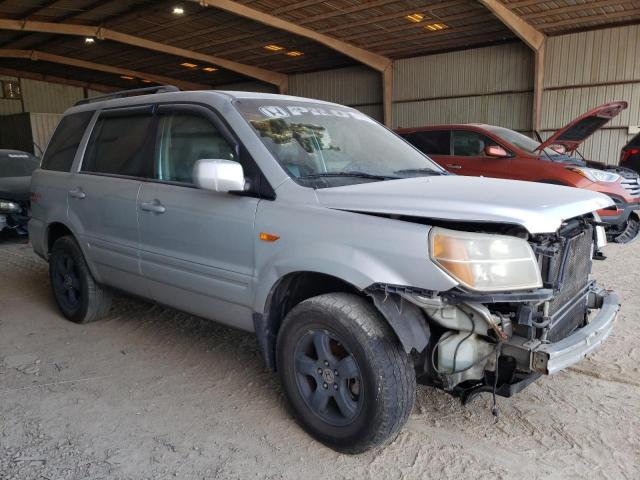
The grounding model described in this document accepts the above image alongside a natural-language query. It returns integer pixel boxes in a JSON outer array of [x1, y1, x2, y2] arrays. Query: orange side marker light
[[259, 232, 280, 242]]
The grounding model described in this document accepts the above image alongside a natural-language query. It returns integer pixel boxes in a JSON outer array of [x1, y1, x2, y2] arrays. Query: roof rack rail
[[75, 85, 180, 106]]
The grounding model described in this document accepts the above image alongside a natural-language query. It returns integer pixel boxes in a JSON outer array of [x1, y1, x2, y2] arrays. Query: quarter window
[[82, 113, 155, 177], [453, 130, 500, 156], [156, 113, 235, 184], [404, 131, 451, 155], [41, 111, 93, 172]]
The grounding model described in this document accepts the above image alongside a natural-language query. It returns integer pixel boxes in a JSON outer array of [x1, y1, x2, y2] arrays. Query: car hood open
[[536, 101, 627, 154], [315, 176, 613, 234]]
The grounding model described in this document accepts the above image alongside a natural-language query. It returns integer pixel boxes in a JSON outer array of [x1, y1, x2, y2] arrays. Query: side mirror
[[193, 159, 246, 193], [485, 145, 509, 158]]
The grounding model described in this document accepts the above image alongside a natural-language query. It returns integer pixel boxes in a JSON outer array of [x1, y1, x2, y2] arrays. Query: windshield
[[0, 152, 39, 178], [234, 99, 444, 188], [484, 126, 566, 158]]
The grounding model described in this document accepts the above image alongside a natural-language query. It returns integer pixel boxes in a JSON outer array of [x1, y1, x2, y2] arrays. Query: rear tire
[[49, 235, 112, 324], [276, 293, 416, 454]]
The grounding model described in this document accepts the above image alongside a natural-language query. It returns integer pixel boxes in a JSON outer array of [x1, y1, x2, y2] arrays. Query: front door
[[451, 129, 512, 178], [137, 105, 258, 330]]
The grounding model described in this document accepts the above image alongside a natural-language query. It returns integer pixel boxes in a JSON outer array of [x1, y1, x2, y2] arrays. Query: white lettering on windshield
[[257, 105, 375, 123]]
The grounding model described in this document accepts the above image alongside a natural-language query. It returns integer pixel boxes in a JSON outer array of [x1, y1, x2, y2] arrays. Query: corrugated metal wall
[[288, 66, 383, 121], [393, 43, 534, 130], [30, 113, 63, 157], [215, 80, 278, 94], [20, 78, 84, 113], [542, 25, 640, 164], [1, 76, 86, 116], [0, 74, 23, 115]]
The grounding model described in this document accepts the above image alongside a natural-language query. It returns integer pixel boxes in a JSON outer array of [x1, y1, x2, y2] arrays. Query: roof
[[66, 88, 346, 114], [0, 1, 638, 91]]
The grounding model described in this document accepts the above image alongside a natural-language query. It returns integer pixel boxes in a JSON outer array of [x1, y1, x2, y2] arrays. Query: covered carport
[[1, 1, 640, 478]]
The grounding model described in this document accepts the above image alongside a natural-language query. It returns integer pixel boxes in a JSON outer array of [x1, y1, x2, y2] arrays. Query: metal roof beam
[[479, 0, 547, 132], [0, 66, 117, 92], [478, 0, 545, 51], [0, 18, 288, 90], [0, 48, 211, 91], [191, 0, 392, 72]]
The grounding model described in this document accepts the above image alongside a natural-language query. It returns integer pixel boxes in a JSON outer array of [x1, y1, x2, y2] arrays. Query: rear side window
[[403, 131, 451, 155], [82, 113, 155, 178], [453, 130, 500, 156], [156, 113, 235, 184], [41, 111, 93, 172]]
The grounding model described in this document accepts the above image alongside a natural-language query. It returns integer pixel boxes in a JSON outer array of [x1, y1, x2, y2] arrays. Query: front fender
[[252, 201, 458, 313]]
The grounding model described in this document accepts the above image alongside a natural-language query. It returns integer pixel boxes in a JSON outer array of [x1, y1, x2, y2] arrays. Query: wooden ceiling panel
[[502, 0, 640, 34]]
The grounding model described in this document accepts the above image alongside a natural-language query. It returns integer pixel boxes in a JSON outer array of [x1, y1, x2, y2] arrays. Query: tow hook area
[[610, 211, 640, 244], [525, 289, 619, 375]]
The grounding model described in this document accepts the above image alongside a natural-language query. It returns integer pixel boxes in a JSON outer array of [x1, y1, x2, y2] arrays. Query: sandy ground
[[0, 234, 639, 480]]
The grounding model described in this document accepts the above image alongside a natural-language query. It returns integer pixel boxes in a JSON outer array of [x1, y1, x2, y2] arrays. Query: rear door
[[68, 106, 156, 297], [451, 129, 512, 178], [137, 104, 259, 330]]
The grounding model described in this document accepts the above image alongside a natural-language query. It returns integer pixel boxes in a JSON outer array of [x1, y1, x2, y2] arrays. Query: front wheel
[[276, 293, 416, 454]]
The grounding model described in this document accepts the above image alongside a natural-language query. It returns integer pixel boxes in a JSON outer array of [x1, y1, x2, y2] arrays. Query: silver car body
[[29, 90, 618, 387]]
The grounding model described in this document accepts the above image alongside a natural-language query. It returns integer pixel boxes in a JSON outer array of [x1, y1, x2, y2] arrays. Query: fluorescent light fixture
[[424, 22, 448, 31], [264, 44, 284, 52], [405, 13, 424, 23], [172, 6, 184, 15], [180, 62, 198, 68], [202, 66, 218, 72], [286, 51, 304, 57], [120, 75, 134, 80], [84, 37, 95, 44]]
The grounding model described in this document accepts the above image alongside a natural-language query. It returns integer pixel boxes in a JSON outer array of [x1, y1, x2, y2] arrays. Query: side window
[[405, 131, 451, 155], [156, 113, 235, 184], [82, 113, 155, 178], [453, 130, 500, 156], [41, 111, 93, 172]]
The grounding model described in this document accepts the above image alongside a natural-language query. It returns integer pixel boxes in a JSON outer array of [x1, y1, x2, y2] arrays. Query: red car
[[397, 101, 640, 243], [620, 131, 640, 175]]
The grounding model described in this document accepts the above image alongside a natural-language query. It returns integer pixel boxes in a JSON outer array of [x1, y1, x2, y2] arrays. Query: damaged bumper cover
[[505, 288, 619, 375]]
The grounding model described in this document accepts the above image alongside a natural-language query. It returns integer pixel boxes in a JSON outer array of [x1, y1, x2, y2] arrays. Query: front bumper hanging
[[506, 288, 619, 375]]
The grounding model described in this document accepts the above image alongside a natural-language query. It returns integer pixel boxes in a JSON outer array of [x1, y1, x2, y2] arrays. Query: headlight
[[429, 227, 542, 292], [566, 166, 620, 183], [0, 200, 21, 213]]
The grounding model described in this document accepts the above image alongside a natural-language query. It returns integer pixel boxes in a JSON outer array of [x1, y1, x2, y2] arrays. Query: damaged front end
[[369, 215, 619, 402]]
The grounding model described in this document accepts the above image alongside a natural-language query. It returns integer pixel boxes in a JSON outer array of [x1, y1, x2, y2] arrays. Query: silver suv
[[30, 86, 619, 453]]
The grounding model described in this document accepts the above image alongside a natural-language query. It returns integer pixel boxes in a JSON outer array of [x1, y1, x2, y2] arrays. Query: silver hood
[[315, 176, 613, 234]]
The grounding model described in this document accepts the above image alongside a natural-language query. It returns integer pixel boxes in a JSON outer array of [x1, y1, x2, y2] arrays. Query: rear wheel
[[276, 293, 415, 454], [49, 235, 112, 323]]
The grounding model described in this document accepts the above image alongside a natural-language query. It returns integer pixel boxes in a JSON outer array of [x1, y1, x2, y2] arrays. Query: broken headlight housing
[[429, 227, 542, 292]]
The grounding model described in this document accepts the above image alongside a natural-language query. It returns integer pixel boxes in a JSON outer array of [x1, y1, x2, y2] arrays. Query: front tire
[[49, 235, 112, 323], [276, 293, 416, 454]]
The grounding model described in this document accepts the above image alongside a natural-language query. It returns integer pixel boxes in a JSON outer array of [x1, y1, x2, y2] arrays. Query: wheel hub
[[322, 368, 335, 384], [293, 329, 363, 426], [63, 274, 74, 289]]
